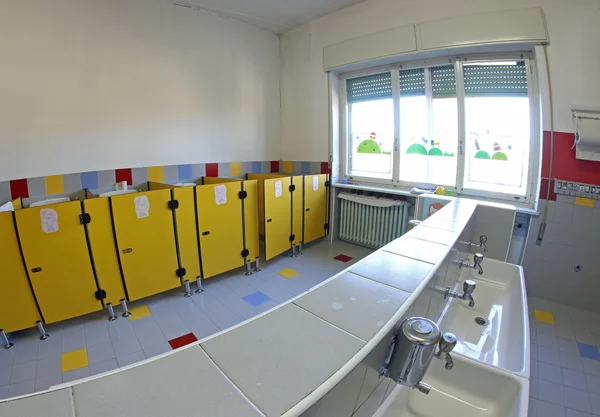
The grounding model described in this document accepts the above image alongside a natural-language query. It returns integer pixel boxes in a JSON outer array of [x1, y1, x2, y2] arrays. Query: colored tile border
[[243, 291, 271, 307], [230, 162, 242, 177], [334, 254, 353, 263], [575, 197, 594, 207], [168, 333, 198, 350], [147, 166, 165, 183], [578, 343, 600, 361], [10, 179, 29, 199], [534, 309, 554, 324], [45, 175, 64, 195], [115, 168, 133, 185], [206, 163, 219, 177]]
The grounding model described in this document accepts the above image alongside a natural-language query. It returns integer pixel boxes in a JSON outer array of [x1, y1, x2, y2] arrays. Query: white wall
[[280, 0, 600, 162], [0, 0, 280, 181]]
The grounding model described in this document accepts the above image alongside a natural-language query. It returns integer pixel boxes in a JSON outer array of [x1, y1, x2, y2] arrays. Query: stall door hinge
[[176, 268, 186, 278], [168, 200, 180, 210], [289, 234, 295, 242], [79, 213, 91, 225], [238, 191, 247, 199], [241, 249, 250, 257], [324, 223, 330, 230], [95, 289, 107, 301], [289, 184, 296, 192]]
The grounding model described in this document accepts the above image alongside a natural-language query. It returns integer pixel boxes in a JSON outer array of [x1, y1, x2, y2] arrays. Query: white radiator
[[338, 193, 409, 249]]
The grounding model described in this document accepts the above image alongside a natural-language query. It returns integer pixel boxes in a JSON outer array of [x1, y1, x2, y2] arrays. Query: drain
[[474, 317, 488, 326]]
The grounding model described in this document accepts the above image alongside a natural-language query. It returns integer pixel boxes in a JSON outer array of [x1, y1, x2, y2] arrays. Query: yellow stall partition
[[110, 190, 180, 301], [82, 197, 126, 307], [242, 180, 259, 262], [15, 201, 103, 324], [196, 182, 245, 278], [202, 177, 241, 185], [247, 174, 287, 235], [304, 174, 329, 244], [0, 212, 42, 333], [172, 186, 201, 281], [291, 176, 304, 248], [264, 177, 292, 261]]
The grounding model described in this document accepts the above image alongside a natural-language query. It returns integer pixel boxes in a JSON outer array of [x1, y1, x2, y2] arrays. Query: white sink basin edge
[[438, 259, 530, 378], [375, 354, 529, 417]]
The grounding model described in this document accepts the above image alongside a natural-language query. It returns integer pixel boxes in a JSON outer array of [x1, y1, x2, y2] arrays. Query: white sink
[[29, 197, 70, 207], [439, 259, 529, 377], [99, 189, 137, 197], [375, 355, 529, 417]]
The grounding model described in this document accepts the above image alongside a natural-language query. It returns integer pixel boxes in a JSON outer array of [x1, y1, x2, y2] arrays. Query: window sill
[[332, 182, 539, 215]]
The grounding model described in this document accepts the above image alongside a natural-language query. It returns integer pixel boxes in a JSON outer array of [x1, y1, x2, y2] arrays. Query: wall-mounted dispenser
[[380, 317, 456, 394]]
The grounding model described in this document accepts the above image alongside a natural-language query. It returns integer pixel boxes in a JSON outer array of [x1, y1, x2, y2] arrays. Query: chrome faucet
[[380, 317, 457, 395], [460, 235, 488, 252], [445, 279, 477, 307], [459, 253, 484, 275]]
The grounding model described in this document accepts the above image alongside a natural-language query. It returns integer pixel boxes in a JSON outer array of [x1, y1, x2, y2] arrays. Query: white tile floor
[[0, 239, 372, 400], [528, 297, 600, 417]]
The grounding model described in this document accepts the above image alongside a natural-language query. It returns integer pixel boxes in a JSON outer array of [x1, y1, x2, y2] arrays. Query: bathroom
[[1, 1, 600, 416]]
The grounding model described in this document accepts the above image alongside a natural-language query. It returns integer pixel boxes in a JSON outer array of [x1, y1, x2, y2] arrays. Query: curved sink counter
[[0, 198, 527, 417]]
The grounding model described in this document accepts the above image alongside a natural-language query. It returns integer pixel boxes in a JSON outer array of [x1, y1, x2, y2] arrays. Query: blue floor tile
[[243, 291, 272, 307], [577, 342, 600, 361]]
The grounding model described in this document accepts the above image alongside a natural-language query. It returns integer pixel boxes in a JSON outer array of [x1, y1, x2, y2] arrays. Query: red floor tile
[[168, 333, 198, 350], [334, 254, 353, 263]]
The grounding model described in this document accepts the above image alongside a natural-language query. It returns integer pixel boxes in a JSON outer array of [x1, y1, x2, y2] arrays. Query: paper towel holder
[[572, 106, 600, 151]]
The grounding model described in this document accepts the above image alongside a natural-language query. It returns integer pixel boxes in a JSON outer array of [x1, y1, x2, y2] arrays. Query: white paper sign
[[40, 209, 59, 233], [215, 185, 227, 205], [313, 176, 319, 191], [134, 196, 150, 218], [275, 181, 282, 198]]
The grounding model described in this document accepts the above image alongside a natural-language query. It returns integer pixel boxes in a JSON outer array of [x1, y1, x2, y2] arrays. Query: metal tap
[[445, 279, 477, 307], [435, 333, 457, 370], [459, 253, 484, 275], [460, 235, 488, 252]]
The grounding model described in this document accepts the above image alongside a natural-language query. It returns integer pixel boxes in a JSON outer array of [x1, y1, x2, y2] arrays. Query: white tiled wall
[[524, 196, 600, 312]]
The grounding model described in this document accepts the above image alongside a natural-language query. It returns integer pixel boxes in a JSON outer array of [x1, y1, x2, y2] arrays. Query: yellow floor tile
[[62, 348, 89, 372], [534, 309, 554, 324], [128, 304, 152, 321], [277, 267, 299, 279]]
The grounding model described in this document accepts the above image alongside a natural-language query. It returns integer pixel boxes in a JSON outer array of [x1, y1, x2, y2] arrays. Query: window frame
[[339, 51, 541, 207]]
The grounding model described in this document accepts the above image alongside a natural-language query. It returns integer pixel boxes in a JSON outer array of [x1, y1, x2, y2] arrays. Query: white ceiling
[[177, 0, 366, 34]]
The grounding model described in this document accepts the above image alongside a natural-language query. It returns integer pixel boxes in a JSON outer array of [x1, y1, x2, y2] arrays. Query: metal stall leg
[[184, 280, 193, 298], [245, 260, 253, 276], [298, 242, 304, 255], [120, 298, 131, 318], [36, 321, 49, 340], [254, 257, 261, 273], [290, 244, 297, 258], [0, 330, 13, 349], [195, 277, 204, 294], [107, 302, 117, 322]]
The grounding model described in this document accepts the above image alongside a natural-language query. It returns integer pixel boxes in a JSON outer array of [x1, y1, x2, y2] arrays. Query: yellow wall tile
[[148, 166, 165, 182], [282, 161, 293, 174], [45, 175, 64, 195], [575, 197, 594, 207], [230, 162, 242, 177], [534, 309, 554, 324]]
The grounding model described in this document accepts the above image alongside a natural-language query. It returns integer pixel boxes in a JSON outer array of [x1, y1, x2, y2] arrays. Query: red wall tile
[[539, 178, 556, 201], [270, 161, 280, 173], [206, 163, 218, 177], [542, 131, 600, 185], [10, 179, 29, 199], [115, 168, 132, 185], [321, 162, 331, 174]]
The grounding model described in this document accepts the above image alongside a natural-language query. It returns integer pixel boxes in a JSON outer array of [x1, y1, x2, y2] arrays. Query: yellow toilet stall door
[[111, 190, 180, 301], [291, 176, 304, 247], [196, 183, 244, 278], [0, 212, 41, 332], [304, 174, 328, 244], [264, 177, 292, 261], [15, 202, 102, 324]]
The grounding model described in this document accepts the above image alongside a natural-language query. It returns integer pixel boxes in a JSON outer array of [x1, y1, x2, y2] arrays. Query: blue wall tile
[[252, 161, 262, 174], [178, 164, 193, 181], [80, 171, 99, 190], [301, 162, 311, 174]]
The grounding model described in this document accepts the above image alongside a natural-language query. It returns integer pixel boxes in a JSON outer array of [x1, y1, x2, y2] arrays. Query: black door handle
[[202, 231, 211, 236], [306, 208, 311, 212], [31, 267, 42, 273], [266, 219, 272, 223], [122, 248, 133, 254]]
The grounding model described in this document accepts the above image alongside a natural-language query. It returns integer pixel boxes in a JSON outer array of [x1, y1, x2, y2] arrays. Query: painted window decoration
[[347, 72, 394, 179]]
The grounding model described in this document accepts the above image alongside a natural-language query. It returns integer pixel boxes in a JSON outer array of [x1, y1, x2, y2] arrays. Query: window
[[342, 54, 539, 204]]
